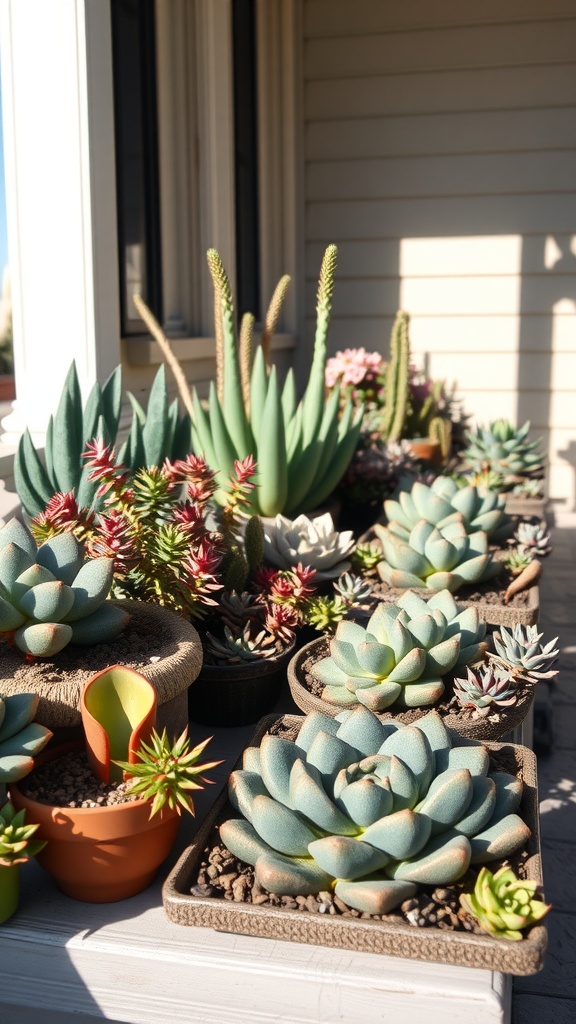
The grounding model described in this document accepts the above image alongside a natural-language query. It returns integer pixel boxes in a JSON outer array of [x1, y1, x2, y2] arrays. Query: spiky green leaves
[[463, 420, 545, 481], [0, 518, 128, 657], [221, 707, 529, 916], [460, 866, 550, 940], [0, 802, 47, 866], [114, 727, 222, 819], [311, 588, 487, 712]]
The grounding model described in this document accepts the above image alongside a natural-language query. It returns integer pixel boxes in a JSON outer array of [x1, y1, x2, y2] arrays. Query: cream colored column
[[0, 0, 121, 444]]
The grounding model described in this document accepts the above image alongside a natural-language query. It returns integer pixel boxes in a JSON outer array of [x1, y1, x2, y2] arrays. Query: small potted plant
[[461, 419, 546, 516], [9, 666, 221, 902], [0, 801, 46, 924]]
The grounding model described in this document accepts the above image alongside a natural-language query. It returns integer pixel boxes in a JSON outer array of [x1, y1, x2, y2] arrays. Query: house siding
[[302, 0, 576, 505]]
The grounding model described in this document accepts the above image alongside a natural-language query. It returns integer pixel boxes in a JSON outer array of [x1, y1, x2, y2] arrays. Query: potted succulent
[[10, 666, 220, 902], [460, 419, 546, 517], [163, 706, 548, 974], [0, 801, 46, 924]]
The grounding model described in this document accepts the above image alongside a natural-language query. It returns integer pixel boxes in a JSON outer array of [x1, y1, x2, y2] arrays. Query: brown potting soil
[[0, 615, 175, 690], [369, 571, 532, 608], [19, 749, 139, 808]]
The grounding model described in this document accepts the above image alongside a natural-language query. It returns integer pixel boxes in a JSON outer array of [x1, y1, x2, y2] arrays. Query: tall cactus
[[381, 312, 410, 442]]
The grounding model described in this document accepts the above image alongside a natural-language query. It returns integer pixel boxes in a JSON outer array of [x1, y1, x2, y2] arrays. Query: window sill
[[125, 332, 297, 367]]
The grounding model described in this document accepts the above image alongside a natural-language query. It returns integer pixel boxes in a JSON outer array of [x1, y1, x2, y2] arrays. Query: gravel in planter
[[18, 750, 140, 808]]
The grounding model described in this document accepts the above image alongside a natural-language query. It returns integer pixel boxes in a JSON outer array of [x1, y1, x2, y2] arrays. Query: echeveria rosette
[[375, 518, 501, 594], [385, 476, 513, 545], [220, 706, 530, 916], [0, 517, 128, 657], [263, 513, 355, 582], [462, 420, 545, 481], [0, 692, 53, 783], [453, 666, 518, 719], [310, 589, 487, 712], [460, 865, 550, 941], [488, 624, 559, 685]]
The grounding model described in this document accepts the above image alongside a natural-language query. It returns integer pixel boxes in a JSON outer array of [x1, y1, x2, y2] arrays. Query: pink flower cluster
[[325, 348, 384, 389]]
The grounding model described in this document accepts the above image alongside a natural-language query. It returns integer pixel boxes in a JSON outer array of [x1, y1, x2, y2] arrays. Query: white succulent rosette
[[263, 512, 356, 582]]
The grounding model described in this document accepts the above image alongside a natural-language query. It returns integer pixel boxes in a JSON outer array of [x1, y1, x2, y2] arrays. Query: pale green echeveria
[[385, 476, 513, 545], [221, 706, 529, 915], [375, 519, 501, 593], [263, 513, 355, 581], [311, 589, 487, 712], [0, 517, 129, 657], [460, 865, 550, 941], [462, 420, 545, 480], [0, 692, 52, 783]]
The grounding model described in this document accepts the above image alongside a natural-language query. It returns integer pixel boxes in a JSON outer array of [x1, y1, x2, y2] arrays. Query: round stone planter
[[0, 600, 203, 736], [287, 636, 536, 742]]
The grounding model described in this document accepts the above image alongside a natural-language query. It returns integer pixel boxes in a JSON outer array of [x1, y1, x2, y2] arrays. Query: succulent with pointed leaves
[[0, 518, 128, 657], [453, 666, 518, 719], [206, 624, 280, 663], [263, 513, 356, 582], [305, 595, 348, 634], [311, 589, 487, 711], [463, 420, 545, 481], [114, 727, 222, 819], [375, 519, 501, 594], [333, 572, 373, 608], [351, 543, 382, 572], [460, 865, 550, 941], [512, 478, 544, 499], [0, 801, 46, 866], [514, 521, 552, 558], [0, 693, 53, 784], [488, 625, 559, 684], [221, 706, 530, 915], [385, 475, 513, 545]]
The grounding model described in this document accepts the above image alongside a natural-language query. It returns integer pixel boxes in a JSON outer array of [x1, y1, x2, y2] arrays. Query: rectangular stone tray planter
[[163, 715, 547, 976], [503, 494, 547, 518]]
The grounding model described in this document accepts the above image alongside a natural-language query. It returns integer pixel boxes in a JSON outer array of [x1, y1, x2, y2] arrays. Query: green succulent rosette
[[375, 518, 501, 593], [221, 707, 530, 916], [460, 865, 550, 940], [310, 589, 487, 712], [384, 476, 513, 545]]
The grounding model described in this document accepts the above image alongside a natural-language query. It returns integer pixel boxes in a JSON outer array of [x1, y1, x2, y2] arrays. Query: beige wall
[[302, 0, 576, 507]]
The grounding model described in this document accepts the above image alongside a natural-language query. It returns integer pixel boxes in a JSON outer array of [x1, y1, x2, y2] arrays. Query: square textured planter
[[163, 714, 547, 975], [503, 494, 547, 518]]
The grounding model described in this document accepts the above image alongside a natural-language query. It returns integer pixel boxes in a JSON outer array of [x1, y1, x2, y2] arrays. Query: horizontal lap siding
[[302, 0, 576, 503]]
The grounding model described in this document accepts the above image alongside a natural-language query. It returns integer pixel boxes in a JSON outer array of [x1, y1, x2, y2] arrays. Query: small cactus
[[460, 865, 550, 941], [489, 624, 559, 684], [453, 666, 518, 719], [0, 518, 129, 657]]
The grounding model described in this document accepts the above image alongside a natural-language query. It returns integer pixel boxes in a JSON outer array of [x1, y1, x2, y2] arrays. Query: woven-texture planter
[[0, 600, 203, 733], [503, 493, 547, 518], [163, 713, 546, 975], [188, 638, 295, 728], [287, 637, 536, 742]]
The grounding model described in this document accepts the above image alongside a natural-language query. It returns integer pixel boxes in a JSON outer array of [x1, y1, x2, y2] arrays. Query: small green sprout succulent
[[504, 549, 534, 577], [460, 865, 550, 940], [0, 801, 46, 866], [310, 588, 487, 711], [385, 475, 513, 544], [114, 727, 222, 819], [453, 666, 518, 719], [0, 693, 53, 783], [305, 595, 348, 633], [0, 517, 128, 657], [351, 543, 382, 572], [221, 706, 530, 915], [375, 518, 501, 594], [488, 624, 559, 684]]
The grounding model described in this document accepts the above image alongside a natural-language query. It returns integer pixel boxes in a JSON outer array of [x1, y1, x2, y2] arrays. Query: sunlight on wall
[[399, 236, 523, 425]]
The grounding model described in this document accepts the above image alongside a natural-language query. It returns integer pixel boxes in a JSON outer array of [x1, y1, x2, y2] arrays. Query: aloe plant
[[385, 475, 513, 545], [460, 865, 550, 940], [0, 517, 129, 656], [184, 247, 363, 517], [375, 519, 501, 593], [311, 588, 487, 711], [221, 706, 530, 914], [14, 362, 191, 518], [0, 693, 53, 783]]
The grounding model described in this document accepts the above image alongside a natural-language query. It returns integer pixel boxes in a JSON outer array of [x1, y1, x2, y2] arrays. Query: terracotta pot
[[405, 438, 442, 465], [163, 713, 547, 975], [0, 864, 19, 923], [287, 636, 536, 742], [0, 600, 203, 734], [189, 637, 296, 728], [0, 375, 15, 402], [80, 666, 157, 784], [10, 743, 180, 902]]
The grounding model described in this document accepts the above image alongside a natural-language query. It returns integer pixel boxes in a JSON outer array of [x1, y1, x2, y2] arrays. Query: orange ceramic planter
[[10, 743, 180, 902]]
